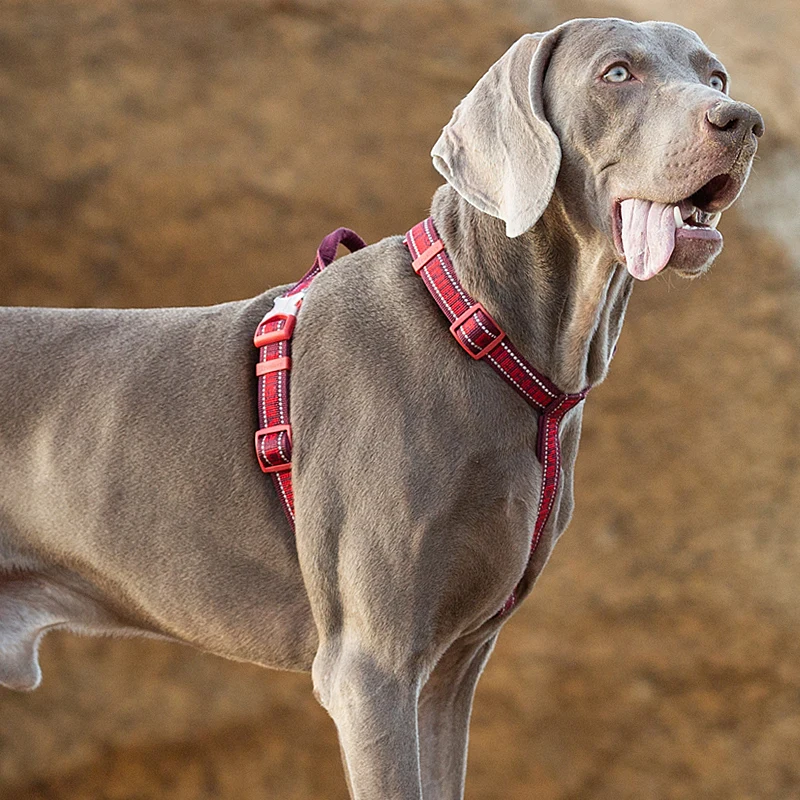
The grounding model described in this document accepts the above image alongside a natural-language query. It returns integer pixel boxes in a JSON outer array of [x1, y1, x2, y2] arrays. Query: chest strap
[[254, 218, 588, 616]]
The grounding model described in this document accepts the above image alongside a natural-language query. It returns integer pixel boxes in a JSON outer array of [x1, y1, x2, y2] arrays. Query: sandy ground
[[0, 1, 798, 798]]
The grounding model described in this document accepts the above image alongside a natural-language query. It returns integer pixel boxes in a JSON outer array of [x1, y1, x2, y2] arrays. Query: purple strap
[[315, 228, 367, 270]]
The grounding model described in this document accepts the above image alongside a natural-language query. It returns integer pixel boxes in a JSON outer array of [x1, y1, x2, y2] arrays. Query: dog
[[0, 17, 763, 800]]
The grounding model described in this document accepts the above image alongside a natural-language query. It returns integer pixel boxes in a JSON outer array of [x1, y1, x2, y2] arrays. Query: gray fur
[[0, 18, 761, 800]]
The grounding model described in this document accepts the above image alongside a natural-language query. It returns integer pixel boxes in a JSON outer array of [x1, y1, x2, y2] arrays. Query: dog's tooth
[[673, 205, 684, 228], [709, 212, 721, 229]]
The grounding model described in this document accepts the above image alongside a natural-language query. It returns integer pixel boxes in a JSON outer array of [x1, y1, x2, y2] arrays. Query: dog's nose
[[706, 100, 765, 140]]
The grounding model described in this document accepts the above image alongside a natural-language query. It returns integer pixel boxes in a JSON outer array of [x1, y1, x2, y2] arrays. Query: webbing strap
[[254, 228, 366, 524], [404, 218, 589, 614]]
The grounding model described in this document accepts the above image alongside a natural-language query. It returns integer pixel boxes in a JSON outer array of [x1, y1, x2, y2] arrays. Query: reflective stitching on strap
[[486, 353, 538, 403], [500, 342, 558, 399], [277, 474, 295, 522], [427, 270, 457, 317], [533, 397, 568, 547], [424, 217, 471, 307]]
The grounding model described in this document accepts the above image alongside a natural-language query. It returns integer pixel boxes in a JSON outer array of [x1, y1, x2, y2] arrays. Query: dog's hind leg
[[417, 633, 498, 800]]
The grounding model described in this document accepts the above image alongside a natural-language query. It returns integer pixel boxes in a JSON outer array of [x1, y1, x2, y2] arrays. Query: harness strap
[[404, 218, 588, 614], [254, 218, 588, 617], [254, 227, 366, 524]]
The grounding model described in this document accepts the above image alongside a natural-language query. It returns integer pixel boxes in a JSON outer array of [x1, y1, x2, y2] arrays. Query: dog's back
[[0, 299, 317, 690]]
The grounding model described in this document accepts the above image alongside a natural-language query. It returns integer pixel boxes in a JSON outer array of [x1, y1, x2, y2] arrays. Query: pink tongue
[[620, 199, 677, 280]]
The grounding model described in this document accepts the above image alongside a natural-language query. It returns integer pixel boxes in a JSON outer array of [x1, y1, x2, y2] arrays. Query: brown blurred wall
[[1, 1, 799, 798]]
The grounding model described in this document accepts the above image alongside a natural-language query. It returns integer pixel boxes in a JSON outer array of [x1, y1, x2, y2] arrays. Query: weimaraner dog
[[0, 17, 763, 800]]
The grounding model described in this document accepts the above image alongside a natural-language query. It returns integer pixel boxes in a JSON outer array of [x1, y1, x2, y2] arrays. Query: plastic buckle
[[411, 239, 444, 273], [253, 293, 305, 348], [449, 303, 506, 360], [254, 425, 293, 473], [256, 357, 291, 377]]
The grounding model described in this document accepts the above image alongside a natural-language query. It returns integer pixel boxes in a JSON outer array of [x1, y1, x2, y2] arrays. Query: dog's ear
[[431, 31, 562, 238]]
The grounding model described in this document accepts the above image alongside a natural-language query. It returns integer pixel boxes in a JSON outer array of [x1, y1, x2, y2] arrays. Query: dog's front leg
[[418, 633, 498, 800], [313, 640, 425, 800]]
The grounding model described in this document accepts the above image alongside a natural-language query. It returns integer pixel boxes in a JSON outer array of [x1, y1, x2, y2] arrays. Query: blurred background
[[1, 0, 798, 798]]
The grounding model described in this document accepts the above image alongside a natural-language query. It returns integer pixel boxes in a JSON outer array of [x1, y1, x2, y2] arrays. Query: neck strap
[[404, 217, 589, 614]]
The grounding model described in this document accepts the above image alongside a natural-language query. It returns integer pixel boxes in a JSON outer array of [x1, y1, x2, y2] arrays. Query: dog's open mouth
[[612, 173, 737, 280]]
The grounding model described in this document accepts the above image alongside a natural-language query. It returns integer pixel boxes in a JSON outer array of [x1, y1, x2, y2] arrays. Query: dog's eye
[[603, 64, 632, 83], [710, 73, 727, 92]]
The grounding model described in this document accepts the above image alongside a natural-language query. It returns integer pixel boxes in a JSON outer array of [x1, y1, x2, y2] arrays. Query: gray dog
[[0, 17, 762, 800]]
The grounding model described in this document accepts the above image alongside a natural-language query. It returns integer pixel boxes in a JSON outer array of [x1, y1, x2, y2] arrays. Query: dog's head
[[432, 17, 764, 280]]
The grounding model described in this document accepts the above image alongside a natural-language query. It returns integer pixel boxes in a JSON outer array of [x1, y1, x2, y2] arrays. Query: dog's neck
[[430, 185, 633, 393]]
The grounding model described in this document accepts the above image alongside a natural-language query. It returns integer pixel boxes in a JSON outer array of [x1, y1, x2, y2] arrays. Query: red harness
[[254, 218, 588, 614]]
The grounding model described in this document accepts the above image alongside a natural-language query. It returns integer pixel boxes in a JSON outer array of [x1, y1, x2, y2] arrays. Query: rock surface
[[1, 1, 798, 798]]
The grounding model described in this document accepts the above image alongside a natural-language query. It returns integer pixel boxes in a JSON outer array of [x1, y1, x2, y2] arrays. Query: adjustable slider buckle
[[255, 424, 293, 473], [411, 239, 444, 274], [253, 292, 305, 348], [256, 357, 291, 376], [449, 302, 506, 360]]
